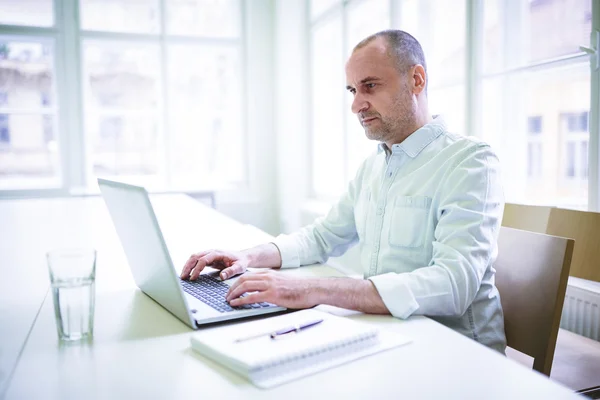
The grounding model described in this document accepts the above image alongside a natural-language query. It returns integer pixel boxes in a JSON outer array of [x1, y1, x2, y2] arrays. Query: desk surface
[[0, 196, 581, 399]]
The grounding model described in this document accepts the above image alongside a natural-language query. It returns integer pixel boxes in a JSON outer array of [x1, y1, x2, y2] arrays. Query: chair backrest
[[545, 208, 600, 282], [502, 203, 553, 233], [495, 226, 574, 375], [503, 203, 600, 283]]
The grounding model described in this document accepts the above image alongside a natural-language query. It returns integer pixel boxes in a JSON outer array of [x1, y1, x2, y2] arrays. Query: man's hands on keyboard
[[180, 273, 275, 313]]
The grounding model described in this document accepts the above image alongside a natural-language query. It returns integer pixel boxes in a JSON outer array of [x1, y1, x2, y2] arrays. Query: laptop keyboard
[[180, 273, 276, 313]]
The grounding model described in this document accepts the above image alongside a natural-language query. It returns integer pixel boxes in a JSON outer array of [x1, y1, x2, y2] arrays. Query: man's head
[[345, 30, 429, 146]]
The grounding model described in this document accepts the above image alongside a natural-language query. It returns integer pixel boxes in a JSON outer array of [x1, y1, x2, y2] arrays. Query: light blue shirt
[[273, 116, 507, 353]]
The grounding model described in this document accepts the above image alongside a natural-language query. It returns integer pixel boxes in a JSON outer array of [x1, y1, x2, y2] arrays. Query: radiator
[[560, 277, 600, 341]]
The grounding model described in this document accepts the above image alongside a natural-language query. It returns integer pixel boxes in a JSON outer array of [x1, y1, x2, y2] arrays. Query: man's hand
[[226, 271, 320, 309], [181, 250, 250, 281]]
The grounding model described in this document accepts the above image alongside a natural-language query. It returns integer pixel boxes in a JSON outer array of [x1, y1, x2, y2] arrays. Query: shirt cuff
[[368, 273, 420, 319], [271, 234, 300, 269]]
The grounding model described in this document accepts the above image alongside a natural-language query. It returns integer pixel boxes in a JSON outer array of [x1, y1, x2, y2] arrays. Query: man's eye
[[366, 83, 376, 89], [349, 88, 356, 95]]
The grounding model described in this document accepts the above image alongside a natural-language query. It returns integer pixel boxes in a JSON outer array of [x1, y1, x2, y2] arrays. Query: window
[[527, 142, 543, 178], [0, 0, 244, 193], [527, 116, 543, 179], [528, 116, 543, 135], [482, 0, 591, 209], [0, 38, 59, 189], [0, 114, 9, 144], [566, 111, 589, 132], [562, 112, 589, 181]]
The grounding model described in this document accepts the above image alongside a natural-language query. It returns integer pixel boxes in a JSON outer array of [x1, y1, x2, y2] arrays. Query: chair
[[495, 226, 574, 376], [503, 204, 600, 282], [502, 204, 600, 392]]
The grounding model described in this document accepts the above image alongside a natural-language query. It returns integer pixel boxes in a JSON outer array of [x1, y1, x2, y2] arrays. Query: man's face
[[345, 38, 416, 143]]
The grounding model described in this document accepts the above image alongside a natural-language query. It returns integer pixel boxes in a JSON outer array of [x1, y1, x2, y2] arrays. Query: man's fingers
[[227, 272, 270, 294], [220, 263, 245, 280], [226, 280, 269, 302], [189, 258, 208, 281], [181, 250, 212, 278], [229, 291, 268, 306]]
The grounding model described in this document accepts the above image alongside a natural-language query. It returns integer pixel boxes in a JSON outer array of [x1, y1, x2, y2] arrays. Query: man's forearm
[[313, 277, 390, 314], [242, 243, 282, 269]]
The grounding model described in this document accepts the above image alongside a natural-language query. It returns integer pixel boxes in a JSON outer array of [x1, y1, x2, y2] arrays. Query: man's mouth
[[361, 117, 378, 125]]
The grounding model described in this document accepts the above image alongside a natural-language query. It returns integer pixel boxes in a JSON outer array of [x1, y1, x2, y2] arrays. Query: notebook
[[190, 309, 411, 388]]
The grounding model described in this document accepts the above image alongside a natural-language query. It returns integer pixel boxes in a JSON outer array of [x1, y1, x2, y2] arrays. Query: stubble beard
[[362, 91, 416, 144]]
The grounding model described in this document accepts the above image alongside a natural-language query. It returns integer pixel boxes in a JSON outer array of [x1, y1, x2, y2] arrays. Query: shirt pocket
[[388, 195, 432, 248]]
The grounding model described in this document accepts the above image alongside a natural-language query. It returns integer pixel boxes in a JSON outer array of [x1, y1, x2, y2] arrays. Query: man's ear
[[412, 64, 426, 95]]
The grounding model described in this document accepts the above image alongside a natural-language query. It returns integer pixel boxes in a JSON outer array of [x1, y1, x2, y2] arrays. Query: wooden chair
[[502, 204, 600, 282], [495, 226, 574, 376], [502, 204, 600, 391]]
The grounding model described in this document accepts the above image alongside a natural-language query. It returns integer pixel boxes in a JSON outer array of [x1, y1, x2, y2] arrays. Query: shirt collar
[[377, 115, 446, 158]]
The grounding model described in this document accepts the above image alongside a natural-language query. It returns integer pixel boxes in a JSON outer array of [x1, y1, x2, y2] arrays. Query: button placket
[[368, 160, 397, 276]]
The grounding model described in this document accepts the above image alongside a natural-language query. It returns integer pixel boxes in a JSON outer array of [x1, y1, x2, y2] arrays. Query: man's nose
[[351, 94, 369, 114]]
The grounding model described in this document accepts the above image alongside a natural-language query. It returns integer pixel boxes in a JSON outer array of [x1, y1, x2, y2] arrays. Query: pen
[[234, 318, 324, 343]]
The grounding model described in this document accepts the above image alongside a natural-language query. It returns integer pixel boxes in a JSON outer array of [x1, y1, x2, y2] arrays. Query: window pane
[[401, 0, 466, 86], [481, 63, 589, 209], [89, 113, 158, 176], [80, 0, 160, 34], [0, 39, 55, 108], [0, 0, 54, 27], [83, 41, 160, 180], [310, 0, 341, 20], [311, 16, 345, 198], [483, 0, 592, 74], [0, 113, 59, 189], [345, 0, 390, 55], [167, 0, 240, 38], [428, 85, 465, 135], [529, 0, 591, 62], [0, 38, 59, 188], [167, 44, 244, 186]]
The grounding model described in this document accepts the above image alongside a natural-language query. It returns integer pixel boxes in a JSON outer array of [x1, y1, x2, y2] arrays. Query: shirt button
[[388, 171, 392, 177], [377, 207, 383, 215]]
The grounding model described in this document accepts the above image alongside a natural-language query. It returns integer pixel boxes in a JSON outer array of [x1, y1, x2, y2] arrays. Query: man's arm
[[311, 277, 390, 314], [226, 272, 390, 314]]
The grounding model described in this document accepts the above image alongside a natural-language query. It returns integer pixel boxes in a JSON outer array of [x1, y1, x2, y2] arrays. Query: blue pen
[[234, 318, 324, 343], [270, 318, 324, 339]]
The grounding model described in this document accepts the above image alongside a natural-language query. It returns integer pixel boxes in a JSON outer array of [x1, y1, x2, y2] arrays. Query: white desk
[[0, 196, 581, 399]]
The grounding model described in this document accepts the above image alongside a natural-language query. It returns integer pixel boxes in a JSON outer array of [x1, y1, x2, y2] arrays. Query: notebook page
[[191, 309, 376, 370]]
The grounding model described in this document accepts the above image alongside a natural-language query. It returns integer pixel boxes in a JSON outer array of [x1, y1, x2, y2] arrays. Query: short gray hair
[[354, 29, 427, 78]]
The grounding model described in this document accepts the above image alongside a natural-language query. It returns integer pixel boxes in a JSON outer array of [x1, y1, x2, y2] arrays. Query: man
[[180, 30, 506, 353]]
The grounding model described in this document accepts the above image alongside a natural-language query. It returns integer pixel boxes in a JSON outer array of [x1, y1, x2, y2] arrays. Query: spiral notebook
[[190, 309, 411, 388]]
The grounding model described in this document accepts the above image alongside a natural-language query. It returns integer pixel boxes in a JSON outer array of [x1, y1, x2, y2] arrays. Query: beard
[[360, 88, 416, 143]]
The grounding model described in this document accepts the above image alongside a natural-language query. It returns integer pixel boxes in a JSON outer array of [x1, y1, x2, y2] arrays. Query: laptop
[[97, 178, 286, 328]]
